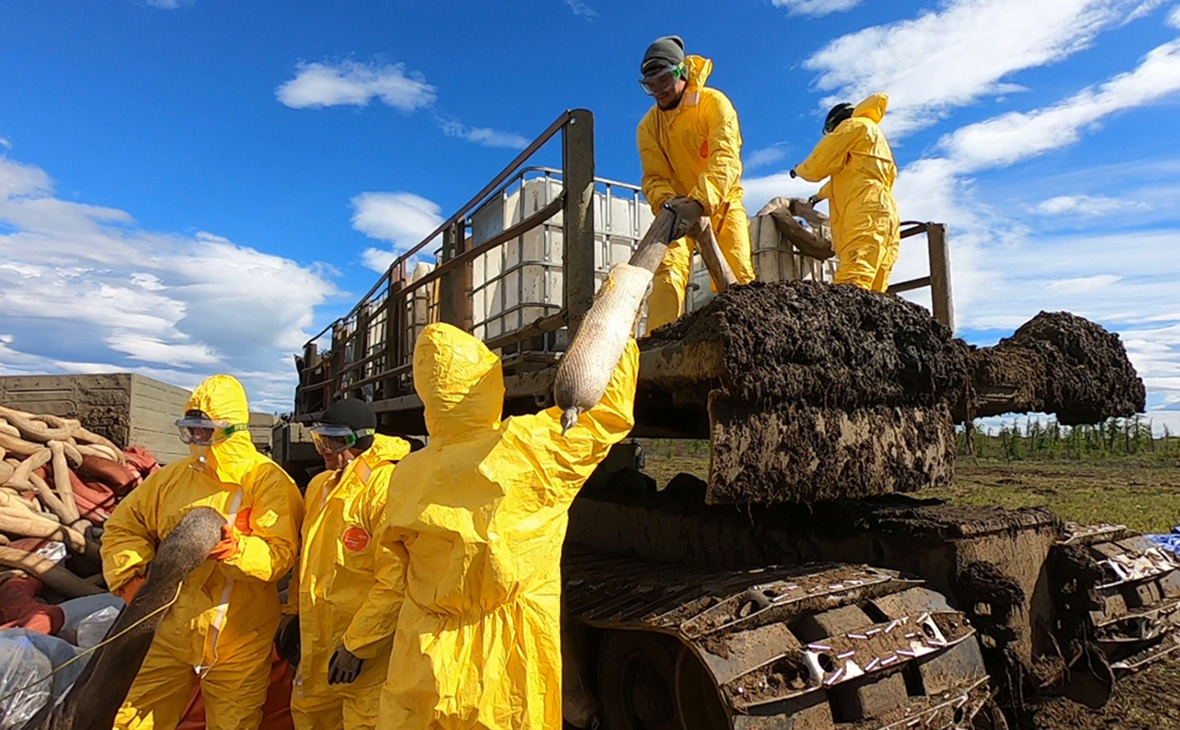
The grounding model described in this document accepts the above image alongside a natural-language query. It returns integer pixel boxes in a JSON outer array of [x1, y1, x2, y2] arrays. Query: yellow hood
[[365, 432, 411, 465], [185, 374, 257, 484], [413, 323, 504, 440], [853, 93, 888, 125], [685, 55, 713, 93]]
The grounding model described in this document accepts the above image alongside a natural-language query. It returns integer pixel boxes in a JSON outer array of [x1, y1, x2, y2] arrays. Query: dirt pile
[[641, 282, 1145, 505], [645, 280, 966, 409], [968, 311, 1146, 425]]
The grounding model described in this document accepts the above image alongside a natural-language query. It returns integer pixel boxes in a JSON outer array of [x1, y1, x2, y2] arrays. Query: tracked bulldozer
[[282, 110, 1177, 729]]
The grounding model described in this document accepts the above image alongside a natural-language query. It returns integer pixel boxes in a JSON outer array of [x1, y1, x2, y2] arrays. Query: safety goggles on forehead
[[309, 424, 375, 455], [639, 62, 686, 96], [176, 417, 245, 446]]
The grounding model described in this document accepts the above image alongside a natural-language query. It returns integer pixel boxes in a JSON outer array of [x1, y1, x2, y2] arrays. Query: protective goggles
[[175, 417, 245, 446], [639, 62, 686, 96], [309, 424, 375, 455]]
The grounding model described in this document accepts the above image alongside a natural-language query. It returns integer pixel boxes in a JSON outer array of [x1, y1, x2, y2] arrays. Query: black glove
[[662, 197, 704, 239], [328, 646, 363, 685], [789, 168, 798, 179], [274, 615, 300, 668]]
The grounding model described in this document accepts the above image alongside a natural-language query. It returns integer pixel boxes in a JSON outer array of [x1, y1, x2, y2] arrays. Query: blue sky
[[2, 0, 1179, 426]]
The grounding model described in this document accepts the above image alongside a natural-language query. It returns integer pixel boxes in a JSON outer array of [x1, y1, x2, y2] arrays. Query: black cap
[[641, 36, 685, 76], [824, 103, 855, 134], [321, 398, 377, 452]]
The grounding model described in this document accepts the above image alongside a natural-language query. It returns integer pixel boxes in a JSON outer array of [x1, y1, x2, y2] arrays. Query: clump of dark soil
[[643, 284, 1145, 426], [969, 311, 1145, 425], [643, 281, 967, 410]]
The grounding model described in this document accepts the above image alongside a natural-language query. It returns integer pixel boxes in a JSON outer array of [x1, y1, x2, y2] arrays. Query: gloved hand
[[662, 197, 704, 239], [789, 168, 798, 179], [208, 524, 239, 562], [327, 646, 363, 685], [114, 574, 146, 605], [275, 614, 301, 668]]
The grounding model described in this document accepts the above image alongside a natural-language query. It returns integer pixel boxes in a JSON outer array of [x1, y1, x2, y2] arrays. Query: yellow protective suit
[[637, 54, 756, 330], [794, 93, 900, 292], [102, 374, 304, 730], [375, 323, 639, 730], [290, 433, 411, 730]]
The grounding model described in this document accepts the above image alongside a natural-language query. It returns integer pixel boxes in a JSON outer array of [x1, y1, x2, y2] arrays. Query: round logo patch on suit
[[341, 526, 371, 552]]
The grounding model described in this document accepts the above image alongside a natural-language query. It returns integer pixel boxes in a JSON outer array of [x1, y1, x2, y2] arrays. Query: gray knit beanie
[[641, 36, 685, 76]]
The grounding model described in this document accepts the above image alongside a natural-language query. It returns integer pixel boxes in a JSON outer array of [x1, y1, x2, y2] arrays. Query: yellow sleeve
[[223, 463, 304, 584], [638, 114, 679, 213], [516, 339, 639, 496], [794, 121, 863, 183], [687, 92, 743, 216], [100, 471, 163, 594], [340, 463, 406, 659], [282, 472, 324, 616]]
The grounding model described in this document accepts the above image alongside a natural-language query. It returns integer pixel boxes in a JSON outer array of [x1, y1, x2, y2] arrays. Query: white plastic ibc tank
[[470, 177, 563, 340]]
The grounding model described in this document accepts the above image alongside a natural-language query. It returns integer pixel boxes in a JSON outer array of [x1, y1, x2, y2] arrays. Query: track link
[[1053, 522, 1180, 673], [564, 546, 991, 729]]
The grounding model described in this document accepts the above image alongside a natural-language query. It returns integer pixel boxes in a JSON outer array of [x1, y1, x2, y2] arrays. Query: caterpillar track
[[1052, 523, 1180, 677], [562, 547, 993, 730]]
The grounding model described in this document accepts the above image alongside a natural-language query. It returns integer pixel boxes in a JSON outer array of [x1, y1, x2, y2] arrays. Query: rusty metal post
[[926, 223, 954, 332], [563, 109, 596, 334], [439, 222, 473, 330]]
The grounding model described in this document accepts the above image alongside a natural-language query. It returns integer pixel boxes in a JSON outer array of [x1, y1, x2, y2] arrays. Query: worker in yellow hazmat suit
[[102, 374, 303, 730], [636, 35, 756, 330], [286, 398, 411, 730], [375, 322, 639, 730], [790, 94, 900, 292]]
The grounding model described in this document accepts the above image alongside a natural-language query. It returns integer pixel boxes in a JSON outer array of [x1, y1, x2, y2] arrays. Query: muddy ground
[[1024, 655, 1180, 729]]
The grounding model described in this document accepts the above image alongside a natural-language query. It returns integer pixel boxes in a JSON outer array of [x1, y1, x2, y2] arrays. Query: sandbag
[[0, 578, 63, 635], [74, 456, 137, 497]]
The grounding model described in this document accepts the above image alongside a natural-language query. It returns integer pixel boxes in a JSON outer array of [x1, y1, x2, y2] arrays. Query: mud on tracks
[[968, 311, 1145, 425], [642, 281, 967, 410]]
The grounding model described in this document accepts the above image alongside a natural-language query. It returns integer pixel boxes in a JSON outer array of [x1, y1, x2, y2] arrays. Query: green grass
[[918, 458, 1180, 533]]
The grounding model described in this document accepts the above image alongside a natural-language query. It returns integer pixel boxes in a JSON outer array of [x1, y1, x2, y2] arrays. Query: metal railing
[[294, 109, 601, 417], [888, 221, 954, 330], [293, 108, 956, 418]]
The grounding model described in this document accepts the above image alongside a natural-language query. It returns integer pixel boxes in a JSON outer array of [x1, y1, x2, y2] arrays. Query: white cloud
[[1046, 273, 1123, 293], [435, 118, 529, 149], [144, 0, 188, 7], [940, 39, 1180, 169], [744, 144, 789, 171], [351, 192, 444, 272], [1170, 4, 1180, 27], [0, 137, 11, 150], [1035, 194, 1148, 216], [276, 60, 436, 111], [105, 332, 221, 367], [0, 157, 50, 198], [0, 155, 337, 411], [804, 0, 1165, 136], [772, 0, 862, 16], [564, 0, 597, 17]]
